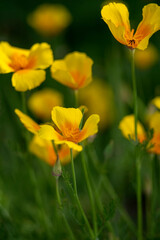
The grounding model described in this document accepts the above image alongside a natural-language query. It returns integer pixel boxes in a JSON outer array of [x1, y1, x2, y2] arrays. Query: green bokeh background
[[0, 0, 160, 239]]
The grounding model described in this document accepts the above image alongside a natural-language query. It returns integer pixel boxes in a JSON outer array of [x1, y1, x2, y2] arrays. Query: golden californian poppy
[[0, 42, 53, 91], [51, 52, 93, 90], [101, 3, 160, 50], [39, 106, 100, 151], [15, 109, 77, 165]]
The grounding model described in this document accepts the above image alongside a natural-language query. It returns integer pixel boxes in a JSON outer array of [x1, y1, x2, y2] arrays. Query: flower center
[[63, 126, 81, 143], [9, 53, 35, 71]]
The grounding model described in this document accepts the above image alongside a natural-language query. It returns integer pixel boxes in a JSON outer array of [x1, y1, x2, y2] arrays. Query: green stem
[[131, 49, 143, 240], [74, 90, 79, 108], [70, 149, 95, 239], [81, 148, 98, 238], [56, 178, 76, 240], [131, 49, 138, 141], [136, 157, 143, 240]]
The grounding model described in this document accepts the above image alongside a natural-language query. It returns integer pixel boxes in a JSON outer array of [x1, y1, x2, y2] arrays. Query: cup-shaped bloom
[[51, 52, 93, 90], [0, 42, 53, 91], [28, 4, 72, 37], [15, 109, 76, 165], [101, 3, 160, 50], [39, 106, 100, 151], [79, 79, 115, 129], [135, 44, 158, 69], [28, 88, 63, 121], [119, 115, 146, 142], [148, 111, 160, 154]]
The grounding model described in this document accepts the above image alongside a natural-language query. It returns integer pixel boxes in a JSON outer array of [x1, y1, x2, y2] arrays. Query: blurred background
[[0, 0, 160, 239]]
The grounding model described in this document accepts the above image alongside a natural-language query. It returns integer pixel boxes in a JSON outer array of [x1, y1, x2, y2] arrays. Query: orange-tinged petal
[[29, 43, 53, 69], [51, 106, 82, 134], [101, 3, 130, 46], [15, 109, 40, 134], [58, 144, 78, 164], [0, 42, 29, 73], [29, 135, 56, 165], [51, 52, 93, 89], [55, 140, 82, 152], [39, 124, 62, 141], [11, 69, 45, 92], [79, 114, 100, 142], [51, 59, 75, 88], [119, 115, 146, 142], [135, 4, 160, 50]]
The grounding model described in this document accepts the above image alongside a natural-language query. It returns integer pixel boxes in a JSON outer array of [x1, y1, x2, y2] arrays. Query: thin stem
[[56, 178, 76, 240], [131, 49, 138, 141], [131, 49, 143, 240], [81, 148, 98, 238], [74, 90, 79, 108], [70, 149, 95, 239], [136, 157, 143, 240]]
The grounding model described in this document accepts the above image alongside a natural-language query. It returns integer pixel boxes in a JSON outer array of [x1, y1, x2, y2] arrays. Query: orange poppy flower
[[39, 106, 100, 151], [101, 3, 160, 50], [51, 52, 93, 90], [0, 42, 53, 91]]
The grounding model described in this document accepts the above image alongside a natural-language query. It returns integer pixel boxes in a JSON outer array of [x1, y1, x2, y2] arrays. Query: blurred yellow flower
[[135, 44, 158, 69], [28, 88, 63, 121], [151, 96, 160, 109], [27, 4, 72, 36], [51, 52, 93, 90], [119, 115, 146, 142], [101, 3, 160, 50], [148, 111, 160, 154], [79, 79, 115, 129], [39, 106, 100, 151], [0, 42, 53, 91], [15, 109, 76, 165]]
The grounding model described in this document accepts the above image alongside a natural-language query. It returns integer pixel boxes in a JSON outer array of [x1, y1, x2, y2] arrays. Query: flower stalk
[[131, 49, 143, 240]]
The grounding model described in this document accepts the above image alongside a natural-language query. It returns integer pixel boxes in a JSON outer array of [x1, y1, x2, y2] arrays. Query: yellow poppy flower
[[0, 42, 53, 91], [119, 115, 146, 142], [101, 3, 160, 50], [51, 52, 93, 90], [28, 88, 63, 121], [79, 79, 115, 129], [135, 44, 158, 69], [39, 106, 100, 151], [148, 111, 160, 154], [15, 109, 77, 165], [28, 4, 72, 36]]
